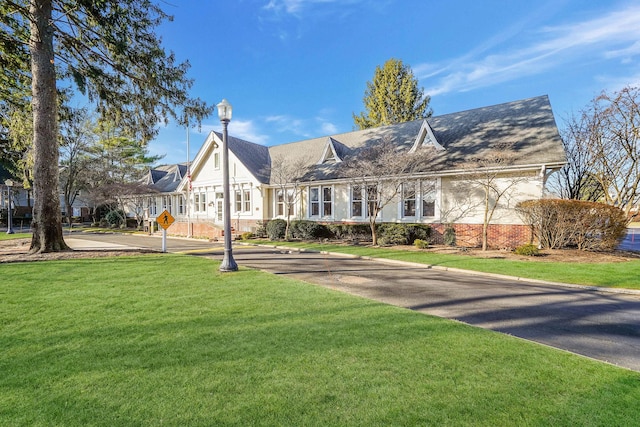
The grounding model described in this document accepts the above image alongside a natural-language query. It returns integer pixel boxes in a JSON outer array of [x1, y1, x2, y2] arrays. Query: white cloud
[[418, 4, 640, 96]]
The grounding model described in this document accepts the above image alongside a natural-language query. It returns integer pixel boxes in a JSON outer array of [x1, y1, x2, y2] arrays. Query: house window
[[277, 189, 294, 217], [178, 195, 185, 214], [235, 190, 242, 212], [214, 152, 220, 170], [351, 185, 363, 217], [200, 192, 207, 212], [309, 187, 320, 216], [149, 197, 157, 216], [244, 190, 251, 212], [216, 192, 224, 221], [194, 193, 200, 212], [402, 182, 417, 217], [421, 180, 436, 218], [309, 186, 332, 217], [323, 187, 332, 216]]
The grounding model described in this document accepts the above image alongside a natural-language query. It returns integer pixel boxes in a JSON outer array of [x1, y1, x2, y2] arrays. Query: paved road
[[68, 232, 640, 372]]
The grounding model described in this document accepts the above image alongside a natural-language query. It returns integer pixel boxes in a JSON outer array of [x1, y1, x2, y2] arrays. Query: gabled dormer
[[409, 120, 444, 153], [317, 137, 344, 164]]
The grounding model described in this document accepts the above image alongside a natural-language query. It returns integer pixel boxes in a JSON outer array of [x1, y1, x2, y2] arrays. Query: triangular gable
[[177, 131, 220, 192], [409, 120, 444, 153], [317, 137, 343, 164]]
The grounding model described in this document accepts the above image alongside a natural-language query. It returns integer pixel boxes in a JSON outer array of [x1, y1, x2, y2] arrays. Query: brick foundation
[[431, 223, 533, 249], [167, 219, 263, 240]]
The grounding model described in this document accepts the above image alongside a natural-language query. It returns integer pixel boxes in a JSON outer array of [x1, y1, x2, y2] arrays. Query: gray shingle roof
[[144, 163, 187, 193], [205, 95, 564, 186], [261, 95, 565, 182]]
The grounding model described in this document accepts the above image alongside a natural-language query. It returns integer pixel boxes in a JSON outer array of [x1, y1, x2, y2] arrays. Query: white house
[[141, 95, 566, 247]]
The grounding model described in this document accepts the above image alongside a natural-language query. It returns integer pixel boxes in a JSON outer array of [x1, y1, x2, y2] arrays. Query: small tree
[[464, 141, 526, 250], [353, 58, 432, 130], [343, 138, 435, 245]]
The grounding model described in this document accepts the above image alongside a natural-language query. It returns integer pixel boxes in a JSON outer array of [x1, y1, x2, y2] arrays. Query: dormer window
[[318, 137, 343, 164]]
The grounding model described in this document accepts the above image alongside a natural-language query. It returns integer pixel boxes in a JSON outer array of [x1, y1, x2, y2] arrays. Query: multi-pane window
[[149, 197, 157, 216], [309, 187, 320, 216], [244, 189, 251, 212], [402, 182, 417, 217], [216, 192, 224, 221], [276, 189, 294, 217], [309, 186, 332, 217], [322, 187, 332, 216], [233, 189, 252, 213], [178, 195, 185, 214], [214, 152, 220, 169], [235, 191, 242, 212], [200, 192, 207, 212], [194, 193, 200, 212], [351, 185, 363, 217], [421, 180, 436, 217]]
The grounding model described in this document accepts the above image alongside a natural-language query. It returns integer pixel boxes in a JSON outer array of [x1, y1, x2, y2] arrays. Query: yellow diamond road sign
[[156, 210, 175, 230]]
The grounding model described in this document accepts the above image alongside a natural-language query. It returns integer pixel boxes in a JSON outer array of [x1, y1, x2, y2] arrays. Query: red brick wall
[[431, 223, 533, 249], [168, 219, 262, 240]]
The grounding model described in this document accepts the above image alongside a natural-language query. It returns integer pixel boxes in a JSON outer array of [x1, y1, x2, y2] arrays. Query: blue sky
[[149, 0, 640, 165]]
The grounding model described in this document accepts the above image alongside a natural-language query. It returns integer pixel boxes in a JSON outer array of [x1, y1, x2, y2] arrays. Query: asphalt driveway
[[68, 233, 640, 372]]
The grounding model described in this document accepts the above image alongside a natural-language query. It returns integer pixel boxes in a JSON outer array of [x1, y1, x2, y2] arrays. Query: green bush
[[290, 220, 328, 240], [406, 224, 431, 245], [378, 223, 409, 245], [265, 219, 287, 240], [241, 232, 254, 240], [443, 227, 456, 246], [327, 223, 371, 240], [255, 221, 267, 238], [514, 244, 540, 256], [414, 239, 429, 249], [104, 209, 125, 227]]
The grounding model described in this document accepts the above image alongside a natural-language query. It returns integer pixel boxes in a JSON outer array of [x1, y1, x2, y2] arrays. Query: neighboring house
[[1, 166, 33, 227], [144, 95, 566, 247]]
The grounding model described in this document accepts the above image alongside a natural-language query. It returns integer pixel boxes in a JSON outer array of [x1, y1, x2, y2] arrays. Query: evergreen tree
[[353, 58, 432, 130]]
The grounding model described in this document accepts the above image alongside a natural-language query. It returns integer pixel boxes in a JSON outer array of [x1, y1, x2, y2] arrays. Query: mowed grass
[[1, 255, 640, 426], [0, 232, 31, 241], [251, 240, 640, 289]]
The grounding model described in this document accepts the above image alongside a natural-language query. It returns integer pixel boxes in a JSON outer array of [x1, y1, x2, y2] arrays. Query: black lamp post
[[5, 179, 14, 234], [217, 99, 238, 272]]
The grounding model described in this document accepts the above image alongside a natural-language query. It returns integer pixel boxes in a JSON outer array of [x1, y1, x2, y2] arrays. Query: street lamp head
[[217, 99, 232, 122], [4, 179, 14, 188]]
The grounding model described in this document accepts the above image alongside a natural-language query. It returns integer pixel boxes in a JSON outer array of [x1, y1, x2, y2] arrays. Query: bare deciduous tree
[[585, 86, 640, 217], [464, 141, 527, 251]]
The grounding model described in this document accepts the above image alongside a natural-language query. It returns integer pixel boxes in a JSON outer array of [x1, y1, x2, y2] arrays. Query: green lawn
[[1, 254, 640, 426], [0, 232, 31, 241], [250, 240, 640, 289]]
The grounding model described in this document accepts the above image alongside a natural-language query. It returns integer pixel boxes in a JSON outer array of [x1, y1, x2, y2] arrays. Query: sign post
[[156, 210, 175, 253]]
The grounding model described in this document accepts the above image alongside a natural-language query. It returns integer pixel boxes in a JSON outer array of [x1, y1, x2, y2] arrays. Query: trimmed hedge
[[265, 219, 287, 240], [377, 223, 432, 246], [290, 220, 329, 240], [516, 199, 627, 250]]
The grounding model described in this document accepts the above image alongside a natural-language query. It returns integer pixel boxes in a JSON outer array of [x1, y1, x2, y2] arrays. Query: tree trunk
[[29, 0, 69, 253]]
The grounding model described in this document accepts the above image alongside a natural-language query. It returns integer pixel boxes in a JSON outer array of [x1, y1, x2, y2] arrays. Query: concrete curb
[[240, 242, 640, 296]]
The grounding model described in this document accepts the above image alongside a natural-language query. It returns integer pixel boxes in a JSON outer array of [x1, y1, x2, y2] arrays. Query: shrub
[[241, 232, 254, 240], [104, 209, 125, 227], [414, 239, 429, 249], [406, 224, 431, 245], [255, 221, 267, 238], [265, 219, 287, 240], [326, 223, 372, 241], [290, 220, 328, 240], [516, 199, 628, 250], [514, 244, 540, 256], [378, 223, 409, 245], [443, 227, 456, 246]]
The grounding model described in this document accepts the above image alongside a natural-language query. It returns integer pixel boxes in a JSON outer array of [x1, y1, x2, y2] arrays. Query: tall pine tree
[[353, 58, 432, 130]]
